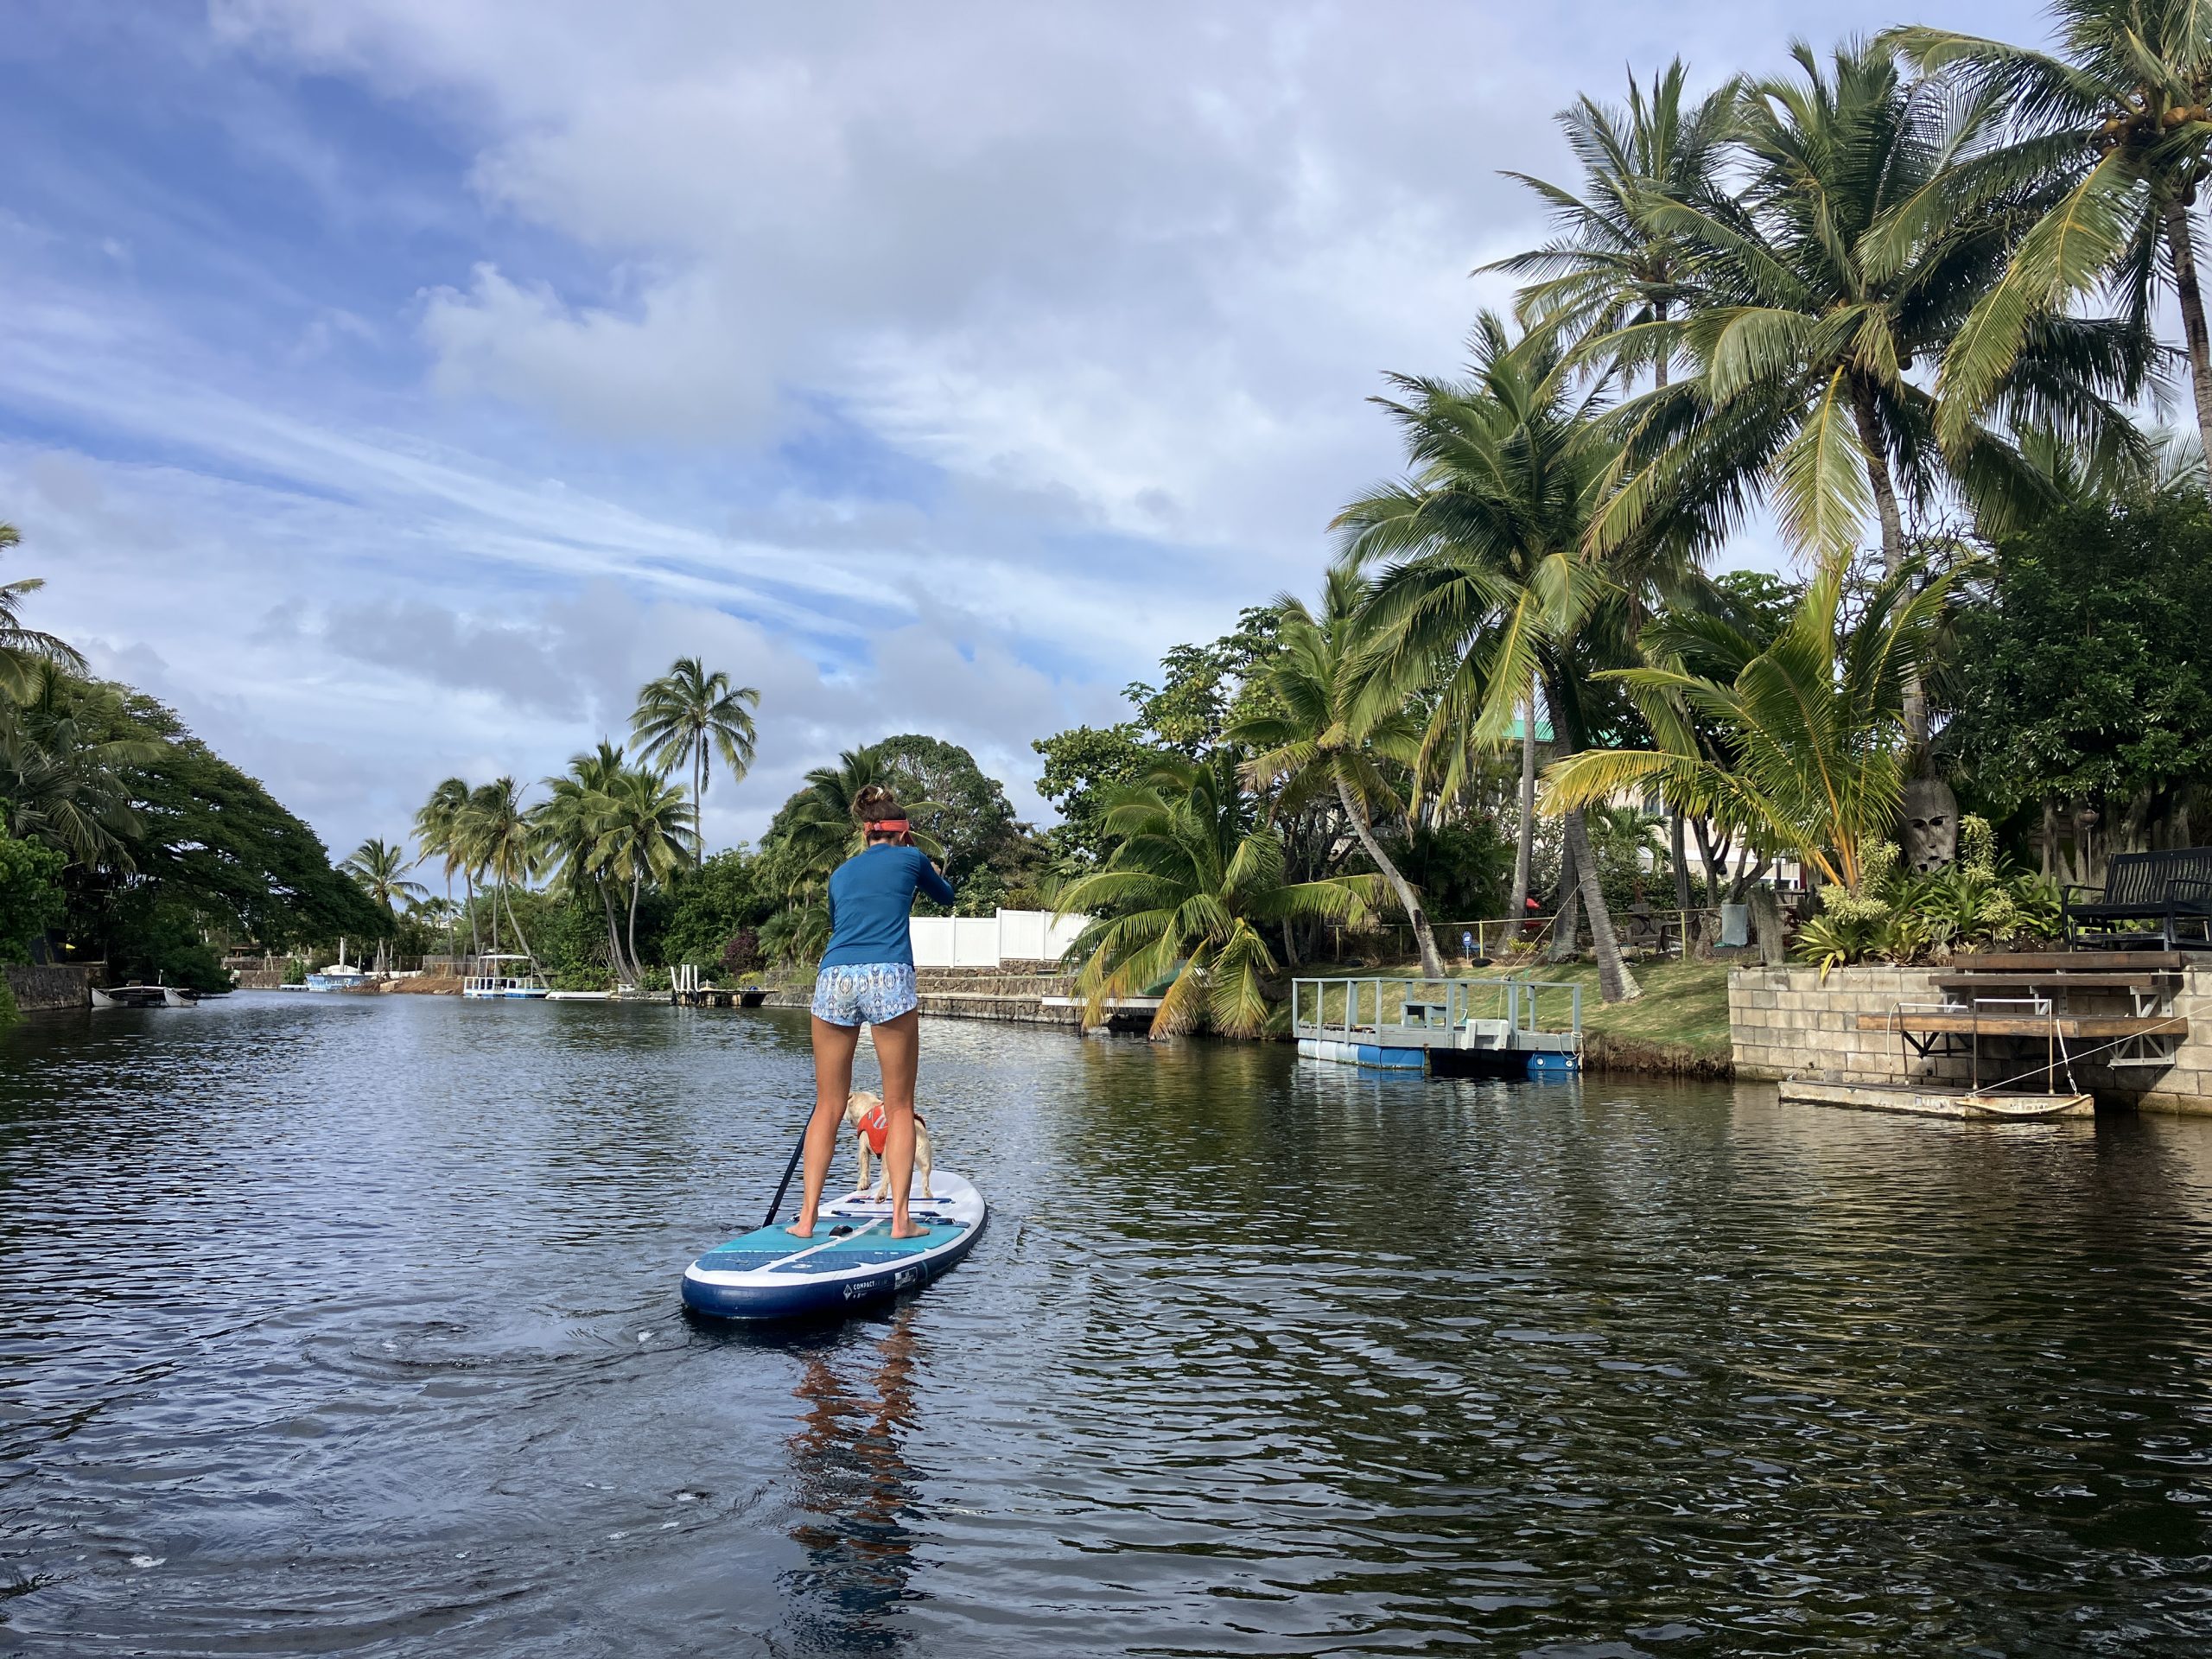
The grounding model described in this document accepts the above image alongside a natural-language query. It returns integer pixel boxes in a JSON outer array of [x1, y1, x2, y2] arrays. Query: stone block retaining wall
[[1732, 963, 2212, 1114], [3, 963, 98, 1012]]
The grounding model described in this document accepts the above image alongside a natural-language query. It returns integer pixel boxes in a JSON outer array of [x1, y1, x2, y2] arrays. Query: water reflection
[[782, 1312, 925, 1653], [8, 997, 2212, 1654]]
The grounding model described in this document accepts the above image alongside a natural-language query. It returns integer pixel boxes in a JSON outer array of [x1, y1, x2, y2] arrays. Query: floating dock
[[1778, 1078, 2094, 1119], [1291, 976, 1582, 1077]]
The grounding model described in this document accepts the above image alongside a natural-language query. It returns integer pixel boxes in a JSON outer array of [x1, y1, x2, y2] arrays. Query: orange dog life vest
[[855, 1103, 922, 1155]]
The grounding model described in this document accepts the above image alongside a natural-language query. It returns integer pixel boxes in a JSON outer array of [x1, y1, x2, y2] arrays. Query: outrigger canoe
[[681, 1172, 988, 1320]]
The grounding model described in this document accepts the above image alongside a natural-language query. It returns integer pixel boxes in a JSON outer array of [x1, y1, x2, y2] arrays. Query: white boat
[[306, 963, 373, 993], [462, 955, 550, 1000]]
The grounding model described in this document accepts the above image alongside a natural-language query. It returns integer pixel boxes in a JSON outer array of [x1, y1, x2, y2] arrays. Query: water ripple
[[4, 997, 2212, 1652]]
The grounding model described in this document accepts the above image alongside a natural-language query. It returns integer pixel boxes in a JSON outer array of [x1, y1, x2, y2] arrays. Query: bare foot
[[889, 1222, 929, 1240], [784, 1221, 815, 1237]]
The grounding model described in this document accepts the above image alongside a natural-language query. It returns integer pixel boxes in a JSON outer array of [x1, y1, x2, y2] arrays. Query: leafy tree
[[1056, 755, 1382, 1036], [1889, 1, 2212, 488], [659, 848, 774, 971], [48, 684, 381, 963], [340, 836, 429, 971], [1942, 494, 2212, 869], [874, 733, 1027, 897], [0, 666, 157, 869], [1121, 605, 1287, 756], [631, 657, 760, 862], [1230, 568, 1448, 976], [1033, 722, 1166, 864], [0, 830, 65, 963]]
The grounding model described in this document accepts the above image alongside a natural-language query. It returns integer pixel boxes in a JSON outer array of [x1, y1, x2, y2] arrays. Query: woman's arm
[[916, 849, 956, 907]]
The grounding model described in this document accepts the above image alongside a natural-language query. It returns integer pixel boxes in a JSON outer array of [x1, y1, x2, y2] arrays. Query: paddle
[[762, 1123, 810, 1228]]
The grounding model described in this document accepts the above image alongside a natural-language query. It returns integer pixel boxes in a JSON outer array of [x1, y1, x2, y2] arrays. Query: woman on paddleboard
[[786, 785, 954, 1242]]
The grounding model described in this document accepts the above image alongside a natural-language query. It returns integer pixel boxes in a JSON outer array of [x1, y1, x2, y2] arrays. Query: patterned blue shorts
[[810, 963, 919, 1027]]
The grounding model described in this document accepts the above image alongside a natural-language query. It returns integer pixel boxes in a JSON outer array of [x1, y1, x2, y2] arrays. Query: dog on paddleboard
[[842, 1090, 933, 1201]]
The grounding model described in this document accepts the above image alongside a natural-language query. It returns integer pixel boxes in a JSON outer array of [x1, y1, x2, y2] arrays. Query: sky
[[0, 0, 2040, 860]]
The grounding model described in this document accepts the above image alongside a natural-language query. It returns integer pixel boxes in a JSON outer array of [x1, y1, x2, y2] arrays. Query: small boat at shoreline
[[462, 954, 550, 1000], [96, 984, 197, 1008], [306, 964, 375, 992]]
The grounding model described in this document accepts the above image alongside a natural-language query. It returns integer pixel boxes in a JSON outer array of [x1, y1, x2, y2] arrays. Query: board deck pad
[[695, 1217, 972, 1274], [681, 1170, 988, 1319]]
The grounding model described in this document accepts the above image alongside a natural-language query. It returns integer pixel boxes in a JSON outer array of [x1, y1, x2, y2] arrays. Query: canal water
[[5, 997, 2212, 1656]]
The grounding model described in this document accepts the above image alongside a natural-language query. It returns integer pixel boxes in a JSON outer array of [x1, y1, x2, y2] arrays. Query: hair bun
[[853, 783, 905, 823]]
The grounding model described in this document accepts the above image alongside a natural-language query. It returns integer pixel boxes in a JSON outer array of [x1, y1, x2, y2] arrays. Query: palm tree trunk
[[502, 887, 538, 976], [1509, 671, 1537, 923], [2164, 197, 2212, 505], [1336, 774, 1444, 977], [1850, 378, 1923, 750], [1548, 837, 1581, 963], [693, 745, 706, 868], [464, 871, 481, 959], [597, 878, 632, 983], [627, 874, 643, 975], [1670, 808, 1692, 923], [1564, 807, 1640, 1002]]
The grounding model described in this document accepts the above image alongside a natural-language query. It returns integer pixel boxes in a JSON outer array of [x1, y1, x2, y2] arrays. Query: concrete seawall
[[1730, 963, 2212, 1115], [762, 964, 1085, 1027], [3, 963, 98, 1012]]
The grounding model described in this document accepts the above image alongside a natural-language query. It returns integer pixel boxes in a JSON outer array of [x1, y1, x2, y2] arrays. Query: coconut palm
[[411, 777, 477, 958], [461, 778, 541, 973], [1055, 754, 1382, 1037], [1335, 315, 1713, 1002], [1887, 2, 2212, 488], [340, 837, 428, 971], [1597, 41, 2152, 582], [1484, 59, 1742, 391], [631, 658, 760, 863], [535, 742, 639, 984], [1545, 556, 1961, 893], [592, 765, 697, 976], [0, 524, 86, 702], [1228, 567, 1447, 977], [0, 667, 154, 868]]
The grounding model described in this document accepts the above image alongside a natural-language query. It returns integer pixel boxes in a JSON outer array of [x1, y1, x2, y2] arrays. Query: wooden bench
[[2063, 849, 2212, 950]]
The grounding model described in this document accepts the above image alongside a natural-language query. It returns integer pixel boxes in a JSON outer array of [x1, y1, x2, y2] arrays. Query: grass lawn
[[1322, 955, 1736, 1065]]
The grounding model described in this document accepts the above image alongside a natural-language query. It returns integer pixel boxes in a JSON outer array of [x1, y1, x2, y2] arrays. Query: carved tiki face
[[1903, 777, 1959, 873]]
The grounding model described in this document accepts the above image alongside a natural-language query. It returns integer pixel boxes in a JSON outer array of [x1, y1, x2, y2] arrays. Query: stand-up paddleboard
[[682, 1173, 987, 1320]]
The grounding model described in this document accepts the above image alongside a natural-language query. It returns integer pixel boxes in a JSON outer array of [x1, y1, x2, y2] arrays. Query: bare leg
[[788, 1016, 861, 1236], [869, 1010, 925, 1237]]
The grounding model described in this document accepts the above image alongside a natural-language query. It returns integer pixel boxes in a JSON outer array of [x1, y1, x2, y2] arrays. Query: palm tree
[[1545, 556, 1960, 894], [1485, 59, 1742, 392], [1887, 3, 2212, 490], [462, 778, 541, 973], [535, 742, 638, 984], [0, 524, 87, 702], [631, 658, 760, 863], [1336, 315, 1705, 1002], [0, 666, 155, 868], [1228, 567, 1448, 977], [340, 836, 429, 971], [1599, 41, 2152, 583], [592, 765, 696, 975], [1056, 755, 1382, 1037], [412, 777, 477, 959]]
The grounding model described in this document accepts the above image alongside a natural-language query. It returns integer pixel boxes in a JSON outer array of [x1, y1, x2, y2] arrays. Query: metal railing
[[1290, 975, 1584, 1041]]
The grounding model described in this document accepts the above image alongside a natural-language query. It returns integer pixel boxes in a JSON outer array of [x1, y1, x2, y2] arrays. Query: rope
[[1955, 1020, 2187, 1097]]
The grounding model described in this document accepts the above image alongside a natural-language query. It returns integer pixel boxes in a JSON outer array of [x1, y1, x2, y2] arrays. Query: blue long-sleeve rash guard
[[818, 843, 957, 969]]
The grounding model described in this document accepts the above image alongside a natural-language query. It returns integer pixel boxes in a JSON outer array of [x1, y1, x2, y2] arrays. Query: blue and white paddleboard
[[681, 1172, 988, 1320]]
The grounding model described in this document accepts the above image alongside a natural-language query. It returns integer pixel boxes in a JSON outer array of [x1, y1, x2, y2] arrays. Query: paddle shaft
[[762, 1123, 810, 1228]]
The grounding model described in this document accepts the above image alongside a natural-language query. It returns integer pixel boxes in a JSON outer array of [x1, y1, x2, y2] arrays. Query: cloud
[[4, 0, 1967, 860]]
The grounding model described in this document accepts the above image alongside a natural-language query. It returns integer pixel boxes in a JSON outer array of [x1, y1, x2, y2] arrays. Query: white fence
[[910, 908, 1090, 969]]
